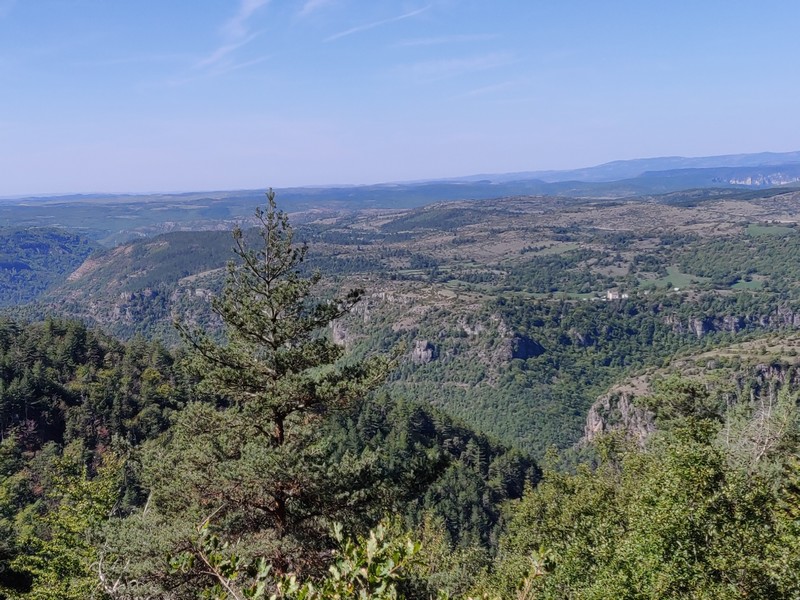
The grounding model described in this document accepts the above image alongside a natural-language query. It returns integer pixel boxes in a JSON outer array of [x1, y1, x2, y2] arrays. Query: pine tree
[[181, 189, 369, 450], [135, 190, 388, 589]]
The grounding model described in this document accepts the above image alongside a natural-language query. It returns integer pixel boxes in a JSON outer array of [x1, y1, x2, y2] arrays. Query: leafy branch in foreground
[[171, 521, 420, 600]]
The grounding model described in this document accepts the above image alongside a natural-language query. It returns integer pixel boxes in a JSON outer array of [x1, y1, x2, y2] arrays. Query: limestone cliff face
[[489, 317, 546, 362], [331, 321, 349, 347], [510, 335, 546, 359], [726, 173, 800, 186], [583, 390, 655, 445], [493, 334, 545, 362], [744, 362, 800, 401], [663, 306, 800, 338], [411, 339, 438, 364], [582, 362, 800, 447]]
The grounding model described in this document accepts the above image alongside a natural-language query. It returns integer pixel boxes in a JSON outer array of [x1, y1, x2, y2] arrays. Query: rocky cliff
[[582, 356, 800, 446]]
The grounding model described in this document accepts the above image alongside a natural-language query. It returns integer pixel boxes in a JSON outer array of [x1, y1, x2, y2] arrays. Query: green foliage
[[746, 223, 797, 237], [7, 190, 800, 597], [175, 189, 386, 521], [503, 250, 615, 294], [0, 317, 188, 596], [380, 207, 497, 234], [0, 318, 186, 451], [0, 228, 97, 306], [639, 376, 724, 433], [3, 443, 122, 599], [480, 379, 800, 599], [358, 291, 792, 457], [171, 521, 421, 600], [678, 233, 800, 292], [19, 194, 800, 461], [48, 229, 238, 341], [324, 393, 538, 550]]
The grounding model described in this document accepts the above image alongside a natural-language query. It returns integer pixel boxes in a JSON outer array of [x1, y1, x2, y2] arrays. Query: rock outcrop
[[331, 321, 349, 347], [411, 339, 438, 364], [583, 389, 655, 446], [663, 305, 800, 338]]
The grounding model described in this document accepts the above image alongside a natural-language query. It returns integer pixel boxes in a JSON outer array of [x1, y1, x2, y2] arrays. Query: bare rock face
[[663, 313, 687, 334], [747, 363, 800, 401], [411, 339, 438, 364], [331, 321, 349, 347], [721, 315, 744, 333], [663, 305, 800, 338], [494, 333, 545, 362], [459, 319, 485, 336], [583, 390, 655, 445], [690, 318, 711, 338], [569, 328, 594, 347]]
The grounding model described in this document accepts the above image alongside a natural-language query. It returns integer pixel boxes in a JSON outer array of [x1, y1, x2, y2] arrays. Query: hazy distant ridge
[[3, 151, 800, 243], [452, 150, 800, 183]]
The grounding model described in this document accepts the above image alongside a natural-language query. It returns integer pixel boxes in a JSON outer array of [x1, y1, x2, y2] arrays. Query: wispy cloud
[[456, 79, 521, 99], [298, 0, 335, 18], [396, 33, 497, 47], [167, 54, 272, 87], [224, 0, 270, 39], [400, 52, 514, 81], [213, 54, 273, 75], [324, 6, 430, 42], [75, 53, 192, 68], [195, 33, 260, 69], [196, 0, 269, 70]]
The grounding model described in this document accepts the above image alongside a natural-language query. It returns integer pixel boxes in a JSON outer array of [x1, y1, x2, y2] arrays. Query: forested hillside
[[0, 319, 535, 597], [0, 188, 799, 597], [0, 228, 97, 306], [15, 188, 800, 457], [0, 198, 537, 597]]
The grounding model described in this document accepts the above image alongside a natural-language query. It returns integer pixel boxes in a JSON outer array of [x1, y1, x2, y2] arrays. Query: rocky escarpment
[[725, 173, 800, 187], [663, 305, 800, 338], [737, 362, 800, 401], [582, 360, 800, 446], [583, 387, 655, 445], [411, 339, 438, 364], [493, 334, 545, 361], [490, 316, 546, 362]]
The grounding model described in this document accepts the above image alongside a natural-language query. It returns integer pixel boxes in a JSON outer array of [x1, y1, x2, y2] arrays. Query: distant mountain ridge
[[450, 150, 800, 183], [5, 150, 800, 202], [2, 150, 800, 246]]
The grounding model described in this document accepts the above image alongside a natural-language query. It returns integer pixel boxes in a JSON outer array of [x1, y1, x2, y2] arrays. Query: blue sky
[[1, 0, 799, 195]]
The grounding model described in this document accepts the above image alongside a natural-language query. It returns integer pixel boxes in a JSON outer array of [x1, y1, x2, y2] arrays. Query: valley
[[3, 171, 800, 596], [4, 183, 800, 456]]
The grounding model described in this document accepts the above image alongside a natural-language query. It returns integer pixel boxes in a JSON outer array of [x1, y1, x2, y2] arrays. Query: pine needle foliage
[[147, 191, 391, 586]]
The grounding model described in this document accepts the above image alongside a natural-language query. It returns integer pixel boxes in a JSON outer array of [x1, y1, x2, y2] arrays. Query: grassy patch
[[639, 265, 708, 290], [731, 278, 764, 290], [747, 223, 796, 237], [534, 242, 579, 255]]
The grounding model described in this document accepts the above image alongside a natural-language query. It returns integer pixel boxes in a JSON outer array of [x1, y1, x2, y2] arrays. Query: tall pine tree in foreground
[[103, 191, 389, 597]]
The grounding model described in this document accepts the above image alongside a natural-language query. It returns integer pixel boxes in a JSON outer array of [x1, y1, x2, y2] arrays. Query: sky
[[1, 0, 799, 195]]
